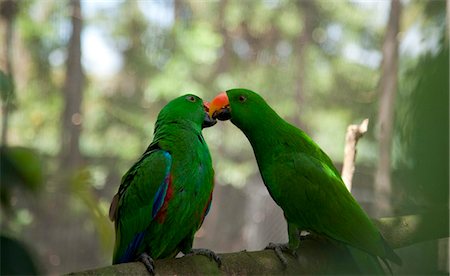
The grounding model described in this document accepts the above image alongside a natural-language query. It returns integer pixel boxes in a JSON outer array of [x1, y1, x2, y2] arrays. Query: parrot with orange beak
[[209, 88, 401, 274]]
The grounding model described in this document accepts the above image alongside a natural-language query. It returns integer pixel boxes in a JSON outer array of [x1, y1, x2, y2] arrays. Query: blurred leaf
[[0, 146, 43, 209], [70, 168, 114, 253], [395, 39, 449, 211], [0, 69, 15, 104], [276, 4, 302, 37], [177, 22, 222, 65], [0, 234, 40, 275]]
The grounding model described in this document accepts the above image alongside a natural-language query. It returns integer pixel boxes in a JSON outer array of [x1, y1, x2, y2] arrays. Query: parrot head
[[157, 94, 217, 130], [209, 92, 231, 121], [209, 88, 273, 130]]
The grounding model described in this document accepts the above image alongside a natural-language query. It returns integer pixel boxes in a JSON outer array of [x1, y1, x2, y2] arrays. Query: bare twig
[[341, 118, 369, 191]]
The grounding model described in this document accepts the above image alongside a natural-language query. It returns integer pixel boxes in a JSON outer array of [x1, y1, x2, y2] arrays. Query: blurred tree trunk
[[293, 1, 316, 130], [60, 0, 84, 170], [0, 0, 19, 146], [174, 0, 182, 19], [374, 0, 401, 217], [447, 0, 450, 40], [174, 0, 190, 23], [209, 0, 230, 79]]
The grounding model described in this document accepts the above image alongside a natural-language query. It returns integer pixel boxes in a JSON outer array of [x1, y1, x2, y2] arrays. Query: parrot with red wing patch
[[109, 94, 220, 273]]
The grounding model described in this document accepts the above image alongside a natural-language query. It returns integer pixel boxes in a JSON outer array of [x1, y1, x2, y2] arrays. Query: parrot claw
[[265, 242, 296, 269], [186, 248, 222, 267], [137, 252, 155, 275]]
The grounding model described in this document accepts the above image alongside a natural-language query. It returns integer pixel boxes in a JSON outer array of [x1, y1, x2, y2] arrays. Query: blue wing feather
[[204, 200, 212, 217], [115, 150, 172, 263], [118, 231, 146, 263], [152, 151, 172, 218], [152, 180, 168, 218]]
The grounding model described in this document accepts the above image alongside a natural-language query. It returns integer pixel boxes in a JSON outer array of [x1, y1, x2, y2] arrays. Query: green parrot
[[109, 94, 220, 273], [209, 88, 401, 274]]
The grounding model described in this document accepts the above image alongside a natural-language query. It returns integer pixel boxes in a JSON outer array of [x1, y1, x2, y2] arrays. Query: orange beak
[[209, 92, 230, 118], [202, 100, 217, 128], [203, 100, 211, 112]]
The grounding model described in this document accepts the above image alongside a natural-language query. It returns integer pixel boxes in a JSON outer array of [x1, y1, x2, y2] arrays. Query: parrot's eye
[[186, 95, 196, 102], [238, 95, 247, 103]]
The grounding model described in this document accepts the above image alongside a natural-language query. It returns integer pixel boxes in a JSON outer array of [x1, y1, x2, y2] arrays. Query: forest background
[[0, 0, 448, 274]]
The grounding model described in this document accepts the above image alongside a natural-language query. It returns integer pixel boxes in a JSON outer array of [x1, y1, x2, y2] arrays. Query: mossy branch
[[70, 210, 448, 275]]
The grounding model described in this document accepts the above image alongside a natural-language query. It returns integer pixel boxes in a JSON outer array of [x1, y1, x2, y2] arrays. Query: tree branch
[[70, 211, 449, 275], [341, 118, 369, 191], [373, 209, 449, 249], [374, 0, 401, 217]]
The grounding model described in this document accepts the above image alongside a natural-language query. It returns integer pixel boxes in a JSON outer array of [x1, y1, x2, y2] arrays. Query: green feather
[[223, 88, 401, 272], [110, 94, 215, 264]]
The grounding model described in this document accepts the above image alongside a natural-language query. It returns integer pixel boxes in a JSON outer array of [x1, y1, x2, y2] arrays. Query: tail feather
[[380, 257, 394, 275], [382, 236, 402, 265], [347, 246, 386, 275]]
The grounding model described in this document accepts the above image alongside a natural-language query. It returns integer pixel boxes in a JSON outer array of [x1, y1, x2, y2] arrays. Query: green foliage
[[395, 35, 449, 211], [0, 235, 40, 275], [0, 70, 15, 105], [0, 146, 43, 209], [69, 168, 114, 254], [0, 145, 43, 273]]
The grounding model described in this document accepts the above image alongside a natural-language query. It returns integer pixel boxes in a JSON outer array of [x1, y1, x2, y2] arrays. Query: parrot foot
[[265, 242, 297, 269], [137, 252, 155, 275], [186, 248, 222, 267]]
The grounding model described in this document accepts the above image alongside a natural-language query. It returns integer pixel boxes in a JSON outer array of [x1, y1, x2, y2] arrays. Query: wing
[[199, 192, 213, 226], [110, 149, 172, 264], [275, 152, 387, 259]]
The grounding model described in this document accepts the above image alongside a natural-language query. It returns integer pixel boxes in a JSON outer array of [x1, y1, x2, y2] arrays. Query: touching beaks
[[209, 92, 231, 121], [203, 101, 211, 112], [202, 100, 217, 128]]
